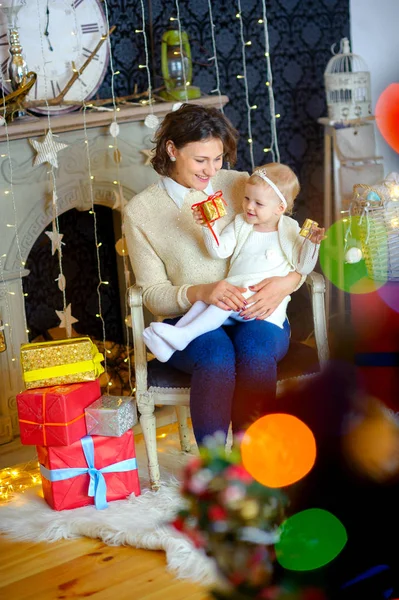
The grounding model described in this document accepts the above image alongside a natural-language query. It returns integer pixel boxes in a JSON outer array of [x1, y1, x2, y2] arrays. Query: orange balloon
[[375, 83, 399, 153], [241, 413, 316, 488]]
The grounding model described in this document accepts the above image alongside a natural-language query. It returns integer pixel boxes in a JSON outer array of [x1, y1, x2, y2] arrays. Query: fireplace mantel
[[0, 96, 228, 445], [0, 96, 228, 142]]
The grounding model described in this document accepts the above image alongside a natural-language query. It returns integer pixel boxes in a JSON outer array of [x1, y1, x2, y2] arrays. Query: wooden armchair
[[129, 272, 329, 490]]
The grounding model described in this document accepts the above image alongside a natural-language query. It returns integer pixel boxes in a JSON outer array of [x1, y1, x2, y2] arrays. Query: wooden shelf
[[0, 95, 229, 142]]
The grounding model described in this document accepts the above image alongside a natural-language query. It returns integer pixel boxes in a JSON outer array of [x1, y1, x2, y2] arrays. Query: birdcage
[[350, 174, 399, 281], [324, 37, 372, 121]]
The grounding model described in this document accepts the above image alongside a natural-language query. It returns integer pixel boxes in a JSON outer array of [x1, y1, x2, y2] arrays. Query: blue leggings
[[166, 317, 290, 444]]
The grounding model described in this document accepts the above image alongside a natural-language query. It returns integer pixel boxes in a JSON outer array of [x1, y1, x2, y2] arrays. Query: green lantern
[[160, 29, 201, 101]]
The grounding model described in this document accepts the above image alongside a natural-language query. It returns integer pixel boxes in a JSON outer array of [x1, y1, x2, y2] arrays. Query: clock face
[[0, 0, 109, 115]]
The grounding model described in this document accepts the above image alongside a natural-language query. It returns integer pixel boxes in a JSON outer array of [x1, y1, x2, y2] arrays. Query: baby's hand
[[192, 207, 206, 225], [309, 225, 326, 244]]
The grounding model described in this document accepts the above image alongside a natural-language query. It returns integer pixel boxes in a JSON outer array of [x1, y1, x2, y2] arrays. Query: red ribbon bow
[[191, 190, 227, 246]]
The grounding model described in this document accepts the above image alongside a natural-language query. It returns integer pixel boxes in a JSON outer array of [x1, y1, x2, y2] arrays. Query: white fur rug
[[0, 432, 217, 585]]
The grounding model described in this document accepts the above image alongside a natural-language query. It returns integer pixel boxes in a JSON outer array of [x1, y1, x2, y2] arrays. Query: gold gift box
[[299, 218, 318, 238], [192, 191, 227, 223], [20, 337, 104, 389], [201, 197, 227, 222]]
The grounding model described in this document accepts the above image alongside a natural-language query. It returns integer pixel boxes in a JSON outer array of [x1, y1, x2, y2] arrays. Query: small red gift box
[[37, 430, 141, 511], [16, 380, 101, 446]]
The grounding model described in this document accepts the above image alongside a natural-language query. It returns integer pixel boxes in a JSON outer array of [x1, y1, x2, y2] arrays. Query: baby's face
[[242, 183, 284, 230]]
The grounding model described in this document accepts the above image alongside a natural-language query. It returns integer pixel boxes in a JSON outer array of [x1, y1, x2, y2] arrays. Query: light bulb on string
[[261, 0, 280, 162], [236, 0, 255, 169], [207, 0, 225, 113]]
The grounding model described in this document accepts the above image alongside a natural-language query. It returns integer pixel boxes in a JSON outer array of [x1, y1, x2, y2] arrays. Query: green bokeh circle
[[319, 218, 387, 294], [275, 508, 347, 571]]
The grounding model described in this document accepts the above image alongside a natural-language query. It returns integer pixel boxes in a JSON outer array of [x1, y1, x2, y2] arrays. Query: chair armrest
[[305, 271, 329, 366], [128, 285, 148, 394]]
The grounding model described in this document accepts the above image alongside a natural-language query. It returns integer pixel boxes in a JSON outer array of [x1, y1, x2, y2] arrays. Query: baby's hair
[[248, 162, 300, 214]]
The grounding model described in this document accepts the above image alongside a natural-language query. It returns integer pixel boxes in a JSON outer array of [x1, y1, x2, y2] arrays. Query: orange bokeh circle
[[241, 413, 316, 488]]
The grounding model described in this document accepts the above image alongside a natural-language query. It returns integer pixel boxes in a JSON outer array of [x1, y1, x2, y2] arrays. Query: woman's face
[[166, 137, 224, 190]]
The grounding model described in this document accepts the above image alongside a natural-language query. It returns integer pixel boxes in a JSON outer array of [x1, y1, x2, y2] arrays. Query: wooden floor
[[0, 536, 210, 599], [0, 421, 211, 600]]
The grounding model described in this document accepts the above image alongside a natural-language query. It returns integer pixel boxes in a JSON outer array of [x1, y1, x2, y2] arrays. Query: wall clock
[[0, 0, 109, 115]]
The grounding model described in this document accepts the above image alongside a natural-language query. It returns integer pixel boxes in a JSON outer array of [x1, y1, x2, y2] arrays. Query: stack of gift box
[[16, 336, 141, 511]]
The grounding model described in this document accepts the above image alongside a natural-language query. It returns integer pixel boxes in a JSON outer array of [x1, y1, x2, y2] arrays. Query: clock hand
[[44, 2, 54, 52]]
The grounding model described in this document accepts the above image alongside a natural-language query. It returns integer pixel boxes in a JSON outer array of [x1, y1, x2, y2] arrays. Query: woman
[[124, 103, 303, 444]]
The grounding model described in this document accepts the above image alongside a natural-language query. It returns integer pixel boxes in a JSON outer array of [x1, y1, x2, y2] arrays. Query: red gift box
[[16, 380, 101, 446], [37, 430, 141, 511]]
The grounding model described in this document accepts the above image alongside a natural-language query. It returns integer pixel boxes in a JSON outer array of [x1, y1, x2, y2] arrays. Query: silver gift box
[[85, 395, 138, 437]]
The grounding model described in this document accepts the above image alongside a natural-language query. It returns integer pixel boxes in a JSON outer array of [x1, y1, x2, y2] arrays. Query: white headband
[[252, 168, 287, 209]]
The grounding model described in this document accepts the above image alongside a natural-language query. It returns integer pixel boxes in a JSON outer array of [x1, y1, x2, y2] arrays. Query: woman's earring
[[169, 155, 176, 162]]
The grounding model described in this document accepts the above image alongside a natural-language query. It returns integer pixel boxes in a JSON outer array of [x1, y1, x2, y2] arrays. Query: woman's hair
[[247, 162, 300, 214], [151, 103, 239, 176]]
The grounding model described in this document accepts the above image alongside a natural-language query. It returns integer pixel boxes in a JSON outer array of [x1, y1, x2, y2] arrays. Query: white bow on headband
[[253, 168, 287, 209]]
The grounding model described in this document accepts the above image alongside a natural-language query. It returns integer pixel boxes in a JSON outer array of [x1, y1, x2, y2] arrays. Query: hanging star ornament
[[141, 148, 155, 166], [30, 130, 68, 168], [56, 303, 78, 338], [45, 223, 65, 255]]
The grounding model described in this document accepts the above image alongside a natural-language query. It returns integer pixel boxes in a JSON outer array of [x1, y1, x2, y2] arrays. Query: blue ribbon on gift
[[39, 435, 137, 510]]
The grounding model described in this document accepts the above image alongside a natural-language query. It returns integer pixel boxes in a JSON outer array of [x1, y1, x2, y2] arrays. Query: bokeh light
[[241, 413, 316, 488], [319, 218, 386, 294], [377, 282, 399, 314], [275, 508, 348, 571], [375, 83, 399, 153], [342, 396, 399, 483]]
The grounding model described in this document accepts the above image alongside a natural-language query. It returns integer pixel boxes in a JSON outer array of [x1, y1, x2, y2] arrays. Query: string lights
[[207, 0, 224, 113], [236, 0, 255, 170], [0, 255, 17, 362], [103, 0, 134, 393], [71, 3, 110, 383], [0, 460, 40, 503], [260, 0, 280, 162], [173, 0, 188, 102], [0, 57, 28, 364], [137, 0, 159, 130], [0, 71, 25, 276], [34, 0, 67, 320], [74, 0, 134, 394]]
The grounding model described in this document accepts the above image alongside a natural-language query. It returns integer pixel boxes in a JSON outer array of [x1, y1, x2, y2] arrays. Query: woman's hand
[[192, 207, 206, 226], [187, 280, 248, 311], [240, 272, 301, 320]]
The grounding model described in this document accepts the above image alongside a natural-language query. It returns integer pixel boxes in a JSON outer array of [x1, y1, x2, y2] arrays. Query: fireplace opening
[[22, 205, 134, 395]]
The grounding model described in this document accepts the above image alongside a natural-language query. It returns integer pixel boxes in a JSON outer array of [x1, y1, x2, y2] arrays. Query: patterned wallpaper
[[99, 0, 350, 222], [25, 0, 350, 342]]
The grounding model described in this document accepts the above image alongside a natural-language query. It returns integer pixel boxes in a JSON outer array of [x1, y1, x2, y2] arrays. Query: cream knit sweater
[[124, 169, 247, 317], [124, 169, 305, 317]]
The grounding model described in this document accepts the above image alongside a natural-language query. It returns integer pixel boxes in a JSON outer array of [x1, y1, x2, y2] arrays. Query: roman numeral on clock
[[50, 80, 62, 97], [82, 47, 99, 61], [72, 0, 85, 8], [81, 23, 99, 34], [1, 58, 8, 74], [0, 33, 8, 47]]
